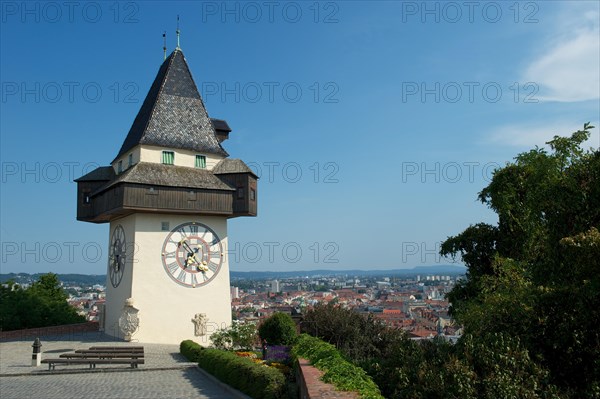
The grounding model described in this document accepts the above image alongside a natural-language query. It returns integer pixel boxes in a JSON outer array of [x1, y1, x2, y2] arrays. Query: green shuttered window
[[195, 155, 206, 169], [162, 151, 175, 165]]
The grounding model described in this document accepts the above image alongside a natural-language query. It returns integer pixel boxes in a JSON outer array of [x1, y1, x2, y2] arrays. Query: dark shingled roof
[[74, 166, 115, 182], [113, 49, 228, 162], [93, 162, 235, 196], [213, 159, 258, 177], [211, 118, 231, 133]]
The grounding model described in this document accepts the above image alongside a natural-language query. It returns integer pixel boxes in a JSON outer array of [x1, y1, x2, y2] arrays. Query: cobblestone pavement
[[0, 332, 244, 399]]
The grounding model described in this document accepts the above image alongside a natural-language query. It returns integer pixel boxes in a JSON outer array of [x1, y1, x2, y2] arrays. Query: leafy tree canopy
[[441, 123, 600, 396], [0, 273, 85, 331]]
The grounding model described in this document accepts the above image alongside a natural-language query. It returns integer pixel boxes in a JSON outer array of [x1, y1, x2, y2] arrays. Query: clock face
[[108, 225, 126, 288], [161, 222, 224, 288]]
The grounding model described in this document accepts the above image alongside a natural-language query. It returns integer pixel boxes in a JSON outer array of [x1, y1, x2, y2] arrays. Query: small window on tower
[[195, 155, 206, 169], [128, 153, 133, 167], [83, 192, 91, 205], [162, 151, 175, 165], [237, 187, 244, 199], [250, 188, 256, 201], [117, 160, 123, 174], [161, 222, 170, 231]]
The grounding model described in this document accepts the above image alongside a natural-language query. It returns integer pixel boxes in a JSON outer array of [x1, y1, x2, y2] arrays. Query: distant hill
[[0, 273, 106, 286], [230, 265, 466, 280], [1, 265, 466, 285]]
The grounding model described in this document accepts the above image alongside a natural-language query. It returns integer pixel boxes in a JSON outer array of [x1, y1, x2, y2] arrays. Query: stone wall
[[0, 322, 99, 341], [297, 358, 359, 399]]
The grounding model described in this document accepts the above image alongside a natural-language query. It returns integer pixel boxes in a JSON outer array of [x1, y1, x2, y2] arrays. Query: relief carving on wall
[[119, 298, 140, 341], [192, 313, 208, 336]]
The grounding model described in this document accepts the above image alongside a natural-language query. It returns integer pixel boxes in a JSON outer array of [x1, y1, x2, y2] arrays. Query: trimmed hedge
[[180, 340, 204, 362], [197, 348, 286, 399], [292, 334, 384, 399]]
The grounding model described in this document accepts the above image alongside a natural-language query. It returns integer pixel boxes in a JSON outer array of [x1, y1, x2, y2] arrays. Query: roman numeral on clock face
[[208, 261, 219, 272], [167, 262, 178, 274], [177, 268, 187, 283]]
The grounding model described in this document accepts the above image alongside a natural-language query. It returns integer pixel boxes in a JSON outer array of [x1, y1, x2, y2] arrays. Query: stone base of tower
[[103, 213, 233, 345]]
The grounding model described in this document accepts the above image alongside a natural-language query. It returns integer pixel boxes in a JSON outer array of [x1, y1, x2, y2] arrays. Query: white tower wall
[[104, 213, 232, 345]]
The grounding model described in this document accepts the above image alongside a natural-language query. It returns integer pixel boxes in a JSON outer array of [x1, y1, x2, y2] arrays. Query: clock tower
[[74, 48, 257, 344]]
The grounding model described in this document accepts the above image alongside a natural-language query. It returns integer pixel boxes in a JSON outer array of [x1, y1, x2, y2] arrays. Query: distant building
[[271, 280, 280, 293], [230, 286, 239, 300]]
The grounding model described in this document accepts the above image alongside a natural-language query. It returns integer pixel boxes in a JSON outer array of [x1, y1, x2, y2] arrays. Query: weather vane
[[176, 15, 181, 49], [163, 31, 167, 60]]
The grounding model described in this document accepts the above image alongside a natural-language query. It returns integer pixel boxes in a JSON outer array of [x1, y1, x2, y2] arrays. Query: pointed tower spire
[[176, 15, 181, 49], [162, 31, 167, 60], [113, 49, 228, 162]]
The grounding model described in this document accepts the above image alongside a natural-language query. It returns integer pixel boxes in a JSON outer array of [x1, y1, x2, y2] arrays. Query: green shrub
[[196, 348, 286, 399], [292, 334, 384, 399], [210, 320, 258, 350], [180, 340, 204, 362], [258, 312, 298, 346]]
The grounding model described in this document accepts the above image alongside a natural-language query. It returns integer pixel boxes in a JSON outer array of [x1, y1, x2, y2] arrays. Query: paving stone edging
[[194, 365, 253, 399]]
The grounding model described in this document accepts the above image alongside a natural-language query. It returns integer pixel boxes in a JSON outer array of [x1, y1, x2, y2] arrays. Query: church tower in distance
[[75, 48, 257, 344]]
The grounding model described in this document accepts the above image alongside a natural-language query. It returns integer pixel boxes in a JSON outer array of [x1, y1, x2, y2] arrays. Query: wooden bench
[[41, 358, 144, 370], [42, 345, 145, 370], [88, 346, 144, 351], [60, 352, 144, 359], [75, 349, 144, 355]]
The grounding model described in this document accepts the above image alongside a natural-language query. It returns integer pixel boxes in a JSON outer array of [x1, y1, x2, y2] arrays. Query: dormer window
[[195, 155, 206, 169], [128, 153, 133, 167], [117, 160, 123, 173], [162, 151, 174, 165]]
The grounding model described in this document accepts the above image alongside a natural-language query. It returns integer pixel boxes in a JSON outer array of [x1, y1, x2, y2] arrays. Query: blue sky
[[1, 1, 599, 274]]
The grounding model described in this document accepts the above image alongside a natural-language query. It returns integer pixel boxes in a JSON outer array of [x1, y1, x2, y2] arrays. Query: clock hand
[[180, 239, 195, 254], [185, 252, 199, 268], [179, 239, 209, 272]]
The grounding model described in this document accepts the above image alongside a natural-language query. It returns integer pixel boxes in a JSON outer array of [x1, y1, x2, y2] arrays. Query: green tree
[[441, 123, 600, 396], [258, 312, 298, 346], [302, 303, 405, 363], [0, 273, 85, 331]]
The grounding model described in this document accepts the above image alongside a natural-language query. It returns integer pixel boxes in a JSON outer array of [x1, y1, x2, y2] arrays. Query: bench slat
[[75, 349, 144, 354], [60, 353, 144, 359], [41, 358, 144, 370], [88, 346, 144, 350]]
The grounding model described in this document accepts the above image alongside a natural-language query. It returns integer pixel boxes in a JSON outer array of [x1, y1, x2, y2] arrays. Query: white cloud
[[488, 121, 599, 149], [522, 4, 599, 102]]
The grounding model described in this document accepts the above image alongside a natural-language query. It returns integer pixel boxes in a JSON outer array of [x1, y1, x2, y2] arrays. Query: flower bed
[[265, 345, 291, 363], [235, 350, 292, 376]]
